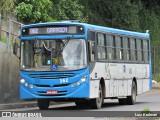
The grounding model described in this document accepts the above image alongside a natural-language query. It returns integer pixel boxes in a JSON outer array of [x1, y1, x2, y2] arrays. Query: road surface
[[1, 89, 160, 118]]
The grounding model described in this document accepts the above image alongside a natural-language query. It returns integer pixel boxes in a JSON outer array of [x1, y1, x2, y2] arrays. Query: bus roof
[[22, 21, 150, 39]]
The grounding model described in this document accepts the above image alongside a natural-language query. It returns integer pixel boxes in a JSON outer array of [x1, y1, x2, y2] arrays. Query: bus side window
[[123, 37, 127, 61], [137, 39, 142, 62], [115, 36, 123, 61], [97, 33, 106, 60], [124, 37, 131, 61], [112, 36, 116, 60], [143, 40, 149, 63], [106, 34, 112, 60], [120, 37, 124, 60], [130, 38, 135, 61], [134, 38, 138, 61], [88, 31, 95, 41], [141, 40, 144, 62], [88, 31, 96, 62]]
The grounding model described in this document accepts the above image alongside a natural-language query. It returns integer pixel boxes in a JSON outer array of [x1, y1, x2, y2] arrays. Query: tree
[[81, 0, 142, 31], [15, 0, 54, 23], [52, 0, 88, 22], [0, 0, 16, 12], [15, 0, 88, 23]]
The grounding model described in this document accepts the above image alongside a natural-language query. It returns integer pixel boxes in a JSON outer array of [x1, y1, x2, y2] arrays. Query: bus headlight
[[77, 81, 81, 85], [30, 84, 34, 88], [71, 76, 87, 88], [81, 76, 87, 82], [71, 84, 75, 88], [25, 82, 28, 87], [20, 79, 25, 83]]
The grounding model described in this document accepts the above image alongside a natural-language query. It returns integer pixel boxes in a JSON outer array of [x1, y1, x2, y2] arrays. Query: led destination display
[[22, 25, 84, 36]]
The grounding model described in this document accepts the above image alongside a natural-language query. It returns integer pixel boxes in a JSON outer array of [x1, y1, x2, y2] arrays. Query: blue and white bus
[[18, 20, 152, 109]]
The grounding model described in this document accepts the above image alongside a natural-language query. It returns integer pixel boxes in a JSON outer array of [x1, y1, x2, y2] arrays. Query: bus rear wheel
[[91, 84, 103, 109], [37, 99, 50, 110], [127, 81, 137, 105], [118, 98, 127, 105]]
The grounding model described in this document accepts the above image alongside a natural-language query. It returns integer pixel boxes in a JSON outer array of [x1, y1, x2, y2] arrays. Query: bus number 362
[[60, 78, 68, 83]]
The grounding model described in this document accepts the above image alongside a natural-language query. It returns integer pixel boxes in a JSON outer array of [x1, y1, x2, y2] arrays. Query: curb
[[0, 101, 67, 110], [0, 101, 37, 110]]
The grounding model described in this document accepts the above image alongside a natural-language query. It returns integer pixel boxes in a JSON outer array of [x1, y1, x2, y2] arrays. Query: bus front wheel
[[75, 100, 89, 107], [37, 99, 50, 110], [91, 84, 103, 109]]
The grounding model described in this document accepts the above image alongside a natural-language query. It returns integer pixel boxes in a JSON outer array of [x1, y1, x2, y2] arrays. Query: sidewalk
[[0, 83, 160, 110]]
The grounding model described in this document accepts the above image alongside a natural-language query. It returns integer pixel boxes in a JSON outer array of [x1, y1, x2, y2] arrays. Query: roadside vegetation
[[1, 0, 160, 44], [1, 0, 160, 81]]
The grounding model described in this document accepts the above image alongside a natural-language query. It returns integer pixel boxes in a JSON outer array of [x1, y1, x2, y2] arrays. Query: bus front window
[[20, 39, 87, 71]]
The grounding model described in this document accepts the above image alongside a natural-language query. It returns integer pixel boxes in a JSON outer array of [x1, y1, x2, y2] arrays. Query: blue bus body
[[19, 21, 151, 109]]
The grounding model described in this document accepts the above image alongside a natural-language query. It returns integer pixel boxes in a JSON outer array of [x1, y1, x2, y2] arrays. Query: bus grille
[[28, 73, 75, 79], [35, 84, 69, 87]]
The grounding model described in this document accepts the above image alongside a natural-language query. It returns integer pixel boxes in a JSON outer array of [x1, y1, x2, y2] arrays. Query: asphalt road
[[1, 89, 160, 119], [34, 90, 159, 112], [3, 89, 160, 112]]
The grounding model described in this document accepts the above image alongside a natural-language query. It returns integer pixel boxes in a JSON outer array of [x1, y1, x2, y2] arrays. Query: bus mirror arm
[[13, 42, 20, 59]]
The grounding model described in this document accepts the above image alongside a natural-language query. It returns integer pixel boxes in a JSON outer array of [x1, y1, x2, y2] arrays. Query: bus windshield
[[20, 39, 87, 71]]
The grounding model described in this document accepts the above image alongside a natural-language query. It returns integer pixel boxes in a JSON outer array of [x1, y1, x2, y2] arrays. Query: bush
[[158, 74, 160, 82], [1, 37, 7, 43]]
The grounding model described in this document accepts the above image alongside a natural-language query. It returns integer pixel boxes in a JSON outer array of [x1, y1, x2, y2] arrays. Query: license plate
[[46, 90, 58, 94]]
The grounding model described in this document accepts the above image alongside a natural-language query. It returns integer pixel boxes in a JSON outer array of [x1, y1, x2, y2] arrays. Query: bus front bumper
[[20, 83, 89, 99]]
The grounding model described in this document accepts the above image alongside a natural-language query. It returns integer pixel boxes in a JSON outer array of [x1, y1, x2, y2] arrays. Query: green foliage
[[9, 0, 160, 47], [158, 74, 160, 82], [80, 0, 160, 55], [15, 0, 88, 23], [0, 0, 16, 12], [1, 37, 7, 43], [139, 9, 160, 44], [15, 0, 54, 23], [53, 0, 88, 22], [152, 75, 157, 81], [80, 0, 142, 31], [106, 0, 141, 30], [15, 2, 32, 22], [141, 107, 152, 114]]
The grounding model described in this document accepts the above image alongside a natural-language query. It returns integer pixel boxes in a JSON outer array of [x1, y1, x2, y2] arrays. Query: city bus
[[17, 20, 152, 109]]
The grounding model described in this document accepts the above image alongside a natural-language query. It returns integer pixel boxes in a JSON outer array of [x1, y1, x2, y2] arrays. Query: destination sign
[[29, 27, 68, 35], [22, 25, 84, 36]]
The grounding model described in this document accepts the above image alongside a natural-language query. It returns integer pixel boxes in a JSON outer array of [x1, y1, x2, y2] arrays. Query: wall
[[0, 42, 20, 103], [0, 12, 21, 104]]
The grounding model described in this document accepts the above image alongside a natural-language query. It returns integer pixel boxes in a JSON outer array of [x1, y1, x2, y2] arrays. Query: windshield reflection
[[21, 39, 87, 71]]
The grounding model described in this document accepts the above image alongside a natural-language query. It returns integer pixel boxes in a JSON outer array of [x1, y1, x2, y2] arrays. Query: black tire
[[75, 100, 89, 108], [37, 99, 50, 110], [91, 84, 103, 109], [75, 101, 82, 107], [118, 98, 127, 105], [127, 81, 137, 105]]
